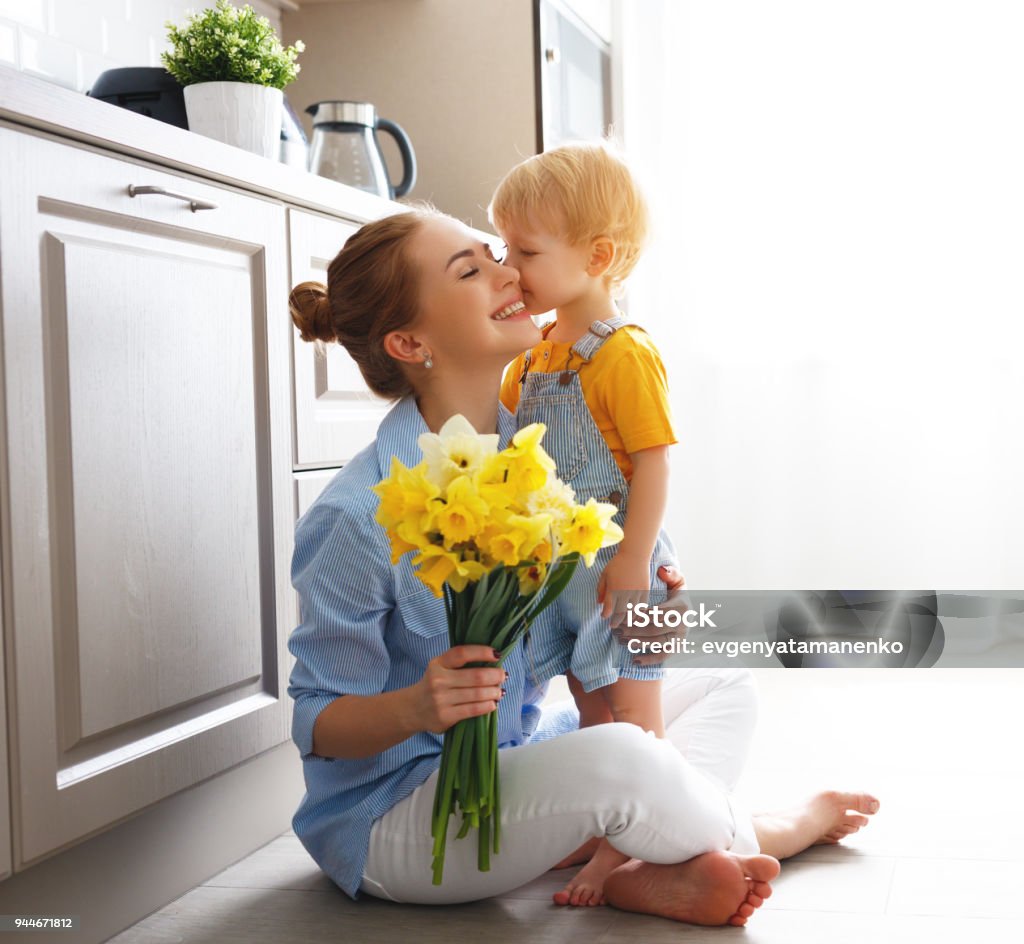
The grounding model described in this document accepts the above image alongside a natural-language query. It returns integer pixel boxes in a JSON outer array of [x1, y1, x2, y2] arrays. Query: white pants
[[362, 669, 759, 904]]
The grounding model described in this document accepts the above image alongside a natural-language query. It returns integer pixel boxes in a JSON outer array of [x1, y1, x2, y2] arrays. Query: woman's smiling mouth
[[491, 300, 527, 321]]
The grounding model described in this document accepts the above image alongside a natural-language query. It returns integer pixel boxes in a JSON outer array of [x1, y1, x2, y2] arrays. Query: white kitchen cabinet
[[0, 124, 296, 868], [288, 208, 394, 470], [0, 559, 9, 882], [294, 468, 343, 521]]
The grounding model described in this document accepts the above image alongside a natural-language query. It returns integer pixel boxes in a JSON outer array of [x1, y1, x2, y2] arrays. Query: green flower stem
[[475, 714, 489, 811], [430, 723, 463, 868], [458, 724, 474, 807], [493, 712, 502, 854], [430, 556, 581, 885], [430, 727, 449, 825], [478, 808, 490, 872]]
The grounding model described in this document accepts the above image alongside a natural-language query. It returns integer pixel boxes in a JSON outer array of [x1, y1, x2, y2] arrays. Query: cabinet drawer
[[288, 208, 394, 469], [294, 468, 341, 520], [0, 126, 295, 868]]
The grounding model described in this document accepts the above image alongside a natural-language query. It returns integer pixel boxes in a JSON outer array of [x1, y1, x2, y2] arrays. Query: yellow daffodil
[[372, 475, 405, 530], [412, 545, 491, 596], [434, 474, 490, 546], [523, 537, 553, 564], [507, 422, 556, 469], [474, 453, 516, 511], [517, 562, 547, 595], [394, 514, 438, 554], [411, 545, 461, 597], [446, 557, 490, 593], [503, 422, 557, 495], [372, 456, 439, 530], [560, 498, 624, 565], [505, 453, 551, 494], [477, 526, 524, 568], [477, 511, 549, 567], [385, 530, 421, 565]]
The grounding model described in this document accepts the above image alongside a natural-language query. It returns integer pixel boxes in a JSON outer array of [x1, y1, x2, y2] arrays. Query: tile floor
[[110, 670, 1024, 943]]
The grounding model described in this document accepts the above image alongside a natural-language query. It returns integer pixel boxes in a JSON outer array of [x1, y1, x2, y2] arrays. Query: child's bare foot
[[604, 851, 779, 926], [551, 836, 600, 871], [553, 838, 629, 906], [753, 790, 880, 860]]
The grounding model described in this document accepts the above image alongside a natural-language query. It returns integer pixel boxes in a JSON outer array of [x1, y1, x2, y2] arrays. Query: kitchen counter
[[0, 63, 395, 223]]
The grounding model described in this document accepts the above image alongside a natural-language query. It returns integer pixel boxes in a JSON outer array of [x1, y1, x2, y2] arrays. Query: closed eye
[[459, 242, 504, 279]]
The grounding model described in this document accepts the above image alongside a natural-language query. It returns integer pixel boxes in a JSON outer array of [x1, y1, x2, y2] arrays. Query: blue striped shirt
[[288, 396, 552, 898]]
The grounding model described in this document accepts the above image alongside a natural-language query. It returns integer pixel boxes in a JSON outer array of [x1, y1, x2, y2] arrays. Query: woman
[[287, 208, 878, 925]]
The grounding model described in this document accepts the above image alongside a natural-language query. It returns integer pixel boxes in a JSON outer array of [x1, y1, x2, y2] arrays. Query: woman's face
[[405, 216, 540, 366]]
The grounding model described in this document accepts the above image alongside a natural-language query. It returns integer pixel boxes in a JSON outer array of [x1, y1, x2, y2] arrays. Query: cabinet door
[[538, 0, 612, 148], [0, 126, 295, 868], [288, 208, 394, 469], [0, 544, 9, 882]]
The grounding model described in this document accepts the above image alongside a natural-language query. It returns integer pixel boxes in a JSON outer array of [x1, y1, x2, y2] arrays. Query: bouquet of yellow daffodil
[[372, 415, 622, 884]]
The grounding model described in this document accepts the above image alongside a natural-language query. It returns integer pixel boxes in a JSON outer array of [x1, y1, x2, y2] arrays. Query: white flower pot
[[183, 81, 283, 160]]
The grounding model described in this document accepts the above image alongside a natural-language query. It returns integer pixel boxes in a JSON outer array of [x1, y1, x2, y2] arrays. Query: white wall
[[0, 0, 282, 94], [619, 1, 1024, 589]]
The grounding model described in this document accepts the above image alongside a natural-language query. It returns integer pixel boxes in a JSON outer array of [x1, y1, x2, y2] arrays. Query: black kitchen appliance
[[87, 67, 189, 130]]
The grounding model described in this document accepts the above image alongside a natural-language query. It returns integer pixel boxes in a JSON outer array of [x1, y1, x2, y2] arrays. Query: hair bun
[[289, 280, 335, 343]]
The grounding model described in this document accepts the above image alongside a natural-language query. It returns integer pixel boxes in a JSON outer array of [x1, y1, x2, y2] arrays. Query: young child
[[490, 143, 679, 906]]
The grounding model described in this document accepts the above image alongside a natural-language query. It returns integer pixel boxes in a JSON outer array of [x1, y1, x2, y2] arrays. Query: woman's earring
[[423, 352, 433, 369]]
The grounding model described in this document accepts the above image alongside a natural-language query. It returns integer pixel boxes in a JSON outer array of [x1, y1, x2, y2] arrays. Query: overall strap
[[518, 348, 533, 386], [569, 315, 628, 363]]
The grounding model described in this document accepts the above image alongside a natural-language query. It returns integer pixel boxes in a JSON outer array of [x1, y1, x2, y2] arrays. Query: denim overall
[[515, 316, 677, 692]]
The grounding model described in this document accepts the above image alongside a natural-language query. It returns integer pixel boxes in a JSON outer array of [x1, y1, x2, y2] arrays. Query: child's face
[[497, 219, 595, 316]]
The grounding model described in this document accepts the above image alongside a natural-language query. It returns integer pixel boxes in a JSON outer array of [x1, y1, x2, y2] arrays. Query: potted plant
[[162, 0, 304, 159]]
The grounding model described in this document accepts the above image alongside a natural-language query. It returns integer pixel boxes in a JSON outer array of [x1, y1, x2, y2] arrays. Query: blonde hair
[[289, 207, 443, 400], [488, 142, 649, 289]]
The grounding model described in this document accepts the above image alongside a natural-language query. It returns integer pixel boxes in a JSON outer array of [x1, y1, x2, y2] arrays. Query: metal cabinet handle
[[128, 184, 218, 212]]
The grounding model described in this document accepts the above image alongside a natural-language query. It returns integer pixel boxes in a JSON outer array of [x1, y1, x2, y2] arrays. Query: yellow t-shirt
[[500, 323, 677, 482]]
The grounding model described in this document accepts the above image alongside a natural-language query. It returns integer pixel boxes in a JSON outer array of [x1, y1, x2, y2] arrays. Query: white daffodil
[[417, 414, 499, 488], [525, 476, 577, 531]]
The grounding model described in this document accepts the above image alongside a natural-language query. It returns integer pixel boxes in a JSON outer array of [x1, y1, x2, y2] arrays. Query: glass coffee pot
[[305, 101, 417, 200]]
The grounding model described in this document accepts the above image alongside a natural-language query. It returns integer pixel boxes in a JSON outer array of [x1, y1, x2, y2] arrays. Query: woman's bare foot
[[603, 851, 780, 926], [551, 836, 600, 871], [753, 790, 880, 860], [553, 838, 629, 906]]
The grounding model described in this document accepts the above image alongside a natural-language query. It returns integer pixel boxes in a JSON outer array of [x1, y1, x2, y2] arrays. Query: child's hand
[[597, 551, 651, 629]]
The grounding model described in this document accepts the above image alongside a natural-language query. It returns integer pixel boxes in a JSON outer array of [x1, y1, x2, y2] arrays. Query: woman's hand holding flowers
[[415, 646, 507, 734]]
